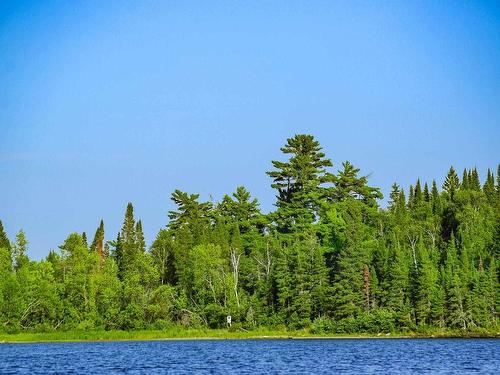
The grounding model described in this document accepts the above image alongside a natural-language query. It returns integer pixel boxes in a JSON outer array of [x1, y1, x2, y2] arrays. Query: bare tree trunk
[[230, 246, 242, 308], [363, 265, 371, 311], [407, 233, 419, 273]]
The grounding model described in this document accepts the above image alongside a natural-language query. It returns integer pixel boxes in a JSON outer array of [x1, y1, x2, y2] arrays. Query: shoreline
[[1, 329, 498, 344]]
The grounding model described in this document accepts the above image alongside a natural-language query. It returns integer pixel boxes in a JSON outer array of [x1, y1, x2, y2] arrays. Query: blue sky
[[1, 1, 499, 258]]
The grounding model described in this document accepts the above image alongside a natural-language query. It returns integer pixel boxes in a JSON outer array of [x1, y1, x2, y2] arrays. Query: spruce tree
[[12, 230, 29, 271], [470, 168, 481, 191], [0, 220, 11, 252], [431, 180, 442, 214], [423, 182, 430, 202], [414, 242, 434, 325], [90, 220, 105, 261], [136, 220, 146, 253], [496, 164, 500, 200], [443, 166, 460, 197], [330, 200, 369, 319], [388, 183, 401, 212], [414, 179, 422, 205], [384, 244, 410, 322], [112, 233, 124, 278], [408, 185, 415, 209], [461, 168, 469, 190], [483, 169, 495, 202], [122, 203, 136, 244], [470, 264, 495, 327], [82, 232, 88, 248], [447, 273, 469, 329], [398, 189, 407, 212]]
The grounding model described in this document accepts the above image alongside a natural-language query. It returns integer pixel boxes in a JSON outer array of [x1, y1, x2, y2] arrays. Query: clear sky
[[1, 1, 499, 259]]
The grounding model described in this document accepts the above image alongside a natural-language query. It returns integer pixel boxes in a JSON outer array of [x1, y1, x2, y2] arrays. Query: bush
[[287, 312, 311, 330], [203, 304, 226, 329], [257, 313, 285, 328], [311, 310, 397, 334], [33, 322, 55, 333], [150, 319, 173, 330], [311, 317, 334, 334], [119, 304, 145, 330], [355, 310, 396, 333], [76, 319, 96, 330]]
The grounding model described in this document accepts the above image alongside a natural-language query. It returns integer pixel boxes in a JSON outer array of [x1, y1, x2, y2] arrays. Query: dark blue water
[[0, 338, 498, 374]]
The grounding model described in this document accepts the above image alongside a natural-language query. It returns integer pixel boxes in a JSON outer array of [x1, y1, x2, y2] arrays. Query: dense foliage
[[0, 135, 498, 333]]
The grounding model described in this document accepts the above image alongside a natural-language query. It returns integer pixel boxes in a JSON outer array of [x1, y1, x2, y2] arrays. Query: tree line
[[0, 134, 498, 333]]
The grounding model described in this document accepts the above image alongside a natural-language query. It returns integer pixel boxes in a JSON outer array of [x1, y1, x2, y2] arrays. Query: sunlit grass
[[0, 327, 497, 343]]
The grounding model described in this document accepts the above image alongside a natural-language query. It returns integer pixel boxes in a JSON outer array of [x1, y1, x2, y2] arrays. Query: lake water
[[0, 338, 498, 374]]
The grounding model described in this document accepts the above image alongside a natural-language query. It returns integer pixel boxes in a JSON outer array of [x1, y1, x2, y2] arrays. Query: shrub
[[203, 304, 226, 329]]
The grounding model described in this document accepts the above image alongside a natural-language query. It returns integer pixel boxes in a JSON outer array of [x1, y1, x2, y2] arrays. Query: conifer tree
[[90, 220, 105, 261], [398, 189, 407, 212], [0, 220, 11, 252], [332, 161, 382, 206], [470, 168, 481, 191], [431, 180, 442, 214], [447, 273, 469, 329], [388, 183, 401, 213], [423, 183, 430, 202], [483, 169, 495, 202], [443, 166, 460, 197], [330, 200, 370, 319], [462, 169, 469, 190], [168, 190, 212, 243], [408, 185, 415, 209], [0, 134, 498, 333], [414, 179, 422, 205], [384, 244, 409, 317], [82, 232, 88, 248], [136, 220, 146, 253], [496, 164, 500, 199], [470, 264, 495, 327], [267, 134, 334, 231], [12, 230, 29, 271], [218, 186, 261, 234], [122, 203, 136, 244], [111, 233, 123, 276]]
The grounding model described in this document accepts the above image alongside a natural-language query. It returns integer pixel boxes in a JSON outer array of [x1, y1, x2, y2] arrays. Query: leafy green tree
[[59, 233, 98, 327], [93, 257, 121, 329], [151, 229, 177, 285]]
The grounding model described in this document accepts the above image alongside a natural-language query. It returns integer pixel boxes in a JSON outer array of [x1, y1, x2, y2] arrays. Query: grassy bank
[[0, 327, 498, 343]]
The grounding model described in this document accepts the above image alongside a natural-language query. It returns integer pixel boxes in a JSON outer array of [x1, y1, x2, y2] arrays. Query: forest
[[0, 134, 498, 334]]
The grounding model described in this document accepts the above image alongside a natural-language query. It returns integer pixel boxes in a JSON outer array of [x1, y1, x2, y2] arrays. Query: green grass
[[0, 328, 353, 343], [0, 327, 498, 343]]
